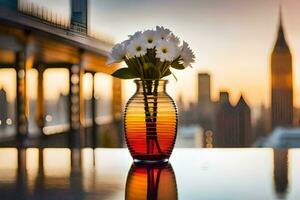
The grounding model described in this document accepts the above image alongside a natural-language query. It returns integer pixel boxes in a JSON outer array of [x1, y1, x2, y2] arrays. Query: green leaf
[[125, 59, 140, 76], [171, 62, 185, 70], [112, 68, 139, 79], [162, 69, 171, 78]]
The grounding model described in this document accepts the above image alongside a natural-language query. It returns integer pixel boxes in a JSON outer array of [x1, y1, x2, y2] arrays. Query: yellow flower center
[[136, 46, 142, 51], [162, 48, 168, 54]]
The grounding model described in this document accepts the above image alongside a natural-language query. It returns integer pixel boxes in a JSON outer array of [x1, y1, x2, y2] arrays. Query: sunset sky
[[88, 0, 300, 108], [1, 0, 300, 110]]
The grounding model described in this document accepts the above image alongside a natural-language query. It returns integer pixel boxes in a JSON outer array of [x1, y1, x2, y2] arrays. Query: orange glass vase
[[124, 80, 178, 162]]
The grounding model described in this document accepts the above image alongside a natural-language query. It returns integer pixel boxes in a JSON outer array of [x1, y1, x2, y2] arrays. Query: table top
[[0, 148, 299, 200]]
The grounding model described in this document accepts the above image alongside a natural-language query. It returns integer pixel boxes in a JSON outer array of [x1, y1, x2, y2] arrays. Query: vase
[[125, 162, 178, 200], [124, 79, 178, 162]]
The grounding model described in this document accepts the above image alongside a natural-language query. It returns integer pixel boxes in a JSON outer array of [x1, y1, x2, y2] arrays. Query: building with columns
[[0, 0, 122, 147]]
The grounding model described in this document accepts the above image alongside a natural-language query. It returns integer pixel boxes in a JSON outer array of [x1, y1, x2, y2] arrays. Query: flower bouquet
[[108, 26, 195, 162]]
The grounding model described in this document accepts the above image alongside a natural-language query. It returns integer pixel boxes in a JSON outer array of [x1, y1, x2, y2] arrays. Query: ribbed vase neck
[[135, 80, 168, 94]]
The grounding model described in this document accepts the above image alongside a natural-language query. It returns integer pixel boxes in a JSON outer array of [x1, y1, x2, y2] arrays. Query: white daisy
[[168, 33, 180, 46], [128, 31, 142, 40], [127, 38, 147, 58], [107, 43, 126, 65], [155, 26, 171, 40], [141, 30, 157, 49], [180, 41, 195, 67], [156, 40, 179, 62], [121, 39, 130, 46]]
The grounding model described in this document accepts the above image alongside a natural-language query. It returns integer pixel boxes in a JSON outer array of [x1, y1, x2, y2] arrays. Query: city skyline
[[0, 1, 299, 199], [92, 0, 300, 108], [1, 0, 300, 109]]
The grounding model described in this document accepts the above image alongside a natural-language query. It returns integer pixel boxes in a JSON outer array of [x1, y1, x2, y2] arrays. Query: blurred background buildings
[[0, 0, 299, 148], [178, 8, 300, 148]]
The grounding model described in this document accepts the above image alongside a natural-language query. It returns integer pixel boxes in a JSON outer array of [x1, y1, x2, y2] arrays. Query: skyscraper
[[197, 73, 214, 130], [271, 8, 293, 129], [235, 96, 252, 146], [198, 73, 211, 104]]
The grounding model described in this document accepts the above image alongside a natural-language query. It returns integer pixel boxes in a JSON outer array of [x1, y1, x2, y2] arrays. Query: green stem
[[136, 57, 145, 79], [141, 80, 162, 155], [160, 62, 170, 78], [151, 80, 162, 153]]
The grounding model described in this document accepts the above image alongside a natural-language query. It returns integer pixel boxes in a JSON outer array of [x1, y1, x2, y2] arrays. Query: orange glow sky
[[1, 0, 300, 109], [88, 0, 300, 108]]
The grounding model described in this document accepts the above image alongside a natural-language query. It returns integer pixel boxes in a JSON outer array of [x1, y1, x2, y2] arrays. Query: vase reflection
[[125, 162, 177, 200]]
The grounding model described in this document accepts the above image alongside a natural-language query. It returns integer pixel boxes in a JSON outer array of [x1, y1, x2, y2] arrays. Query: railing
[[18, 0, 70, 30], [17, 0, 114, 44]]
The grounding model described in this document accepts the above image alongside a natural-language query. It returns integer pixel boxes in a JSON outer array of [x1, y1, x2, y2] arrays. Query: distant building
[[215, 91, 238, 147], [177, 94, 185, 125], [198, 73, 211, 104], [254, 104, 271, 140], [235, 96, 252, 146], [0, 87, 8, 128], [197, 73, 215, 131], [175, 125, 204, 148], [271, 8, 293, 129], [184, 102, 199, 125], [215, 92, 252, 147], [293, 107, 300, 125]]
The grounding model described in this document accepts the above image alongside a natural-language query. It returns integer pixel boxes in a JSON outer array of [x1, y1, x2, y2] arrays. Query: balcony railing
[[17, 0, 114, 44]]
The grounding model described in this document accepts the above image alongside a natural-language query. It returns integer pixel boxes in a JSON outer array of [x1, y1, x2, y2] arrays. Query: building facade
[[215, 92, 252, 147], [197, 73, 215, 131], [235, 96, 252, 146]]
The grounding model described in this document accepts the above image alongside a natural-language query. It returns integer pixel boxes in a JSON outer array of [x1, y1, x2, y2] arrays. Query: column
[[36, 67, 45, 136], [112, 77, 122, 120], [112, 77, 123, 146], [69, 64, 85, 148], [91, 72, 97, 148], [15, 51, 28, 143]]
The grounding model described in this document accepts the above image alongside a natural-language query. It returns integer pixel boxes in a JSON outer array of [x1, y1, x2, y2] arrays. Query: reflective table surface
[[0, 148, 299, 200]]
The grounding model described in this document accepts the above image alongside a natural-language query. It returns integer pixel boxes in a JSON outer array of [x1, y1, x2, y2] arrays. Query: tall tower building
[[271, 7, 293, 129], [197, 73, 214, 131], [235, 95, 252, 146], [198, 73, 211, 104]]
